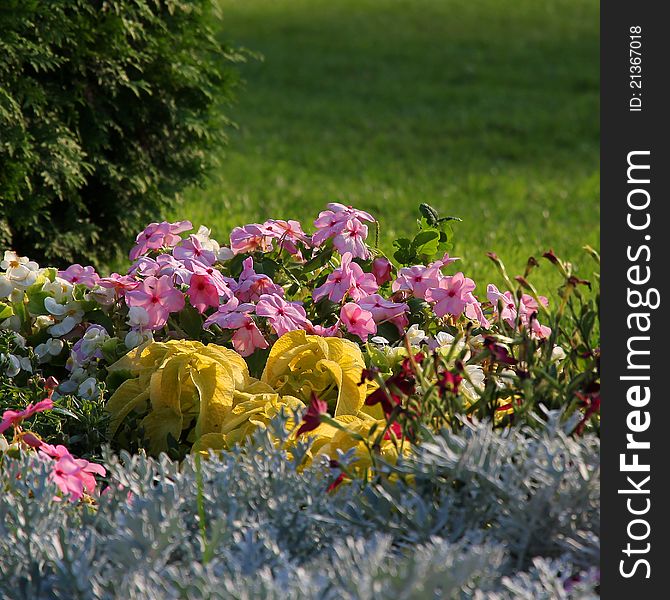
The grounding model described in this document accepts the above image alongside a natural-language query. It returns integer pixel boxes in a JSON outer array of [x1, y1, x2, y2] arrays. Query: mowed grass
[[174, 0, 599, 293]]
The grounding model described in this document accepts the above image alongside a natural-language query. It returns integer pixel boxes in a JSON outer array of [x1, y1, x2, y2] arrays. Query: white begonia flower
[[127, 306, 150, 329], [77, 377, 99, 400], [194, 225, 221, 254], [1, 315, 21, 332], [0, 275, 12, 298], [461, 364, 485, 402], [59, 367, 87, 394], [125, 329, 153, 350], [0, 435, 8, 452], [551, 345, 567, 363], [86, 286, 115, 306], [45, 297, 84, 336], [3, 252, 40, 290], [34, 315, 55, 330], [12, 333, 26, 349], [35, 338, 65, 362], [405, 324, 427, 346], [2, 353, 21, 377], [9, 289, 24, 304], [42, 277, 74, 303], [370, 336, 390, 346], [78, 326, 110, 359]]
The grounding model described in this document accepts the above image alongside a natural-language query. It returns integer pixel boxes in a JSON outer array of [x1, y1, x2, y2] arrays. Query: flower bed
[[0, 203, 600, 597]]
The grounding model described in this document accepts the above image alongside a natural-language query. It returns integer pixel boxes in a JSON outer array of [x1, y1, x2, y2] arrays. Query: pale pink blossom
[[173, 235, 216, 266], [203, 297, 255, 330], [340, 303, 377, 341], [262, 219, 309, 256], [0, 399, 54, 434], [313, 253, 377, 303], [187, 274, 220, 314], [125, 275, 185, 330], [98, 273, 139, 295], [332, 218, 370, 259], [231, 318, 269, 356], [183, 260, 234, 297], [307, 322, 342, 337], [256, 294, 311, 337], [235, 258, 284, 302], [40, 445, 106, 502], [229, 224, 274, 255], [426, 272, 476, 318], [129, 221, 192, 260], [392, 265, 442, 299], [312, 203, 374, 252], [58, 264, 100, 288], [358, 294, 409, 333]]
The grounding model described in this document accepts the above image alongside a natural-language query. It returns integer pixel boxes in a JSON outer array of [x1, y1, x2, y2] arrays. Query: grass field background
[[174, 0, 599, 293]]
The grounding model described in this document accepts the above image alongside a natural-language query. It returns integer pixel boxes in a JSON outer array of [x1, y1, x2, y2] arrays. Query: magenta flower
[[426, 272, 476, 318], [392, 265, 442, 299], [125, 275, 185, 330], [371, 257, 393, 285], [358, 294, 409, 333], [296, 393, 329, 436], [58, 264, 100, 288], [256, 294, 311, 337], [173, 235, 216, 266], [231, 317, 269, 356], [187, 274, 220, 314], [0, 398, 54, 434], [340, 303, 377, 341], [129, 220, 192, 260]]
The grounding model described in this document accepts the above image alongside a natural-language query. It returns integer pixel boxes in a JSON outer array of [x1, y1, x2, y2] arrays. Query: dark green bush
[[0, 0, 244, 267]]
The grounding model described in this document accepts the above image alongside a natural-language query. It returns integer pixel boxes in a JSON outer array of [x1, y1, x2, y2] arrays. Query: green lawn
[[175, 0, 599, 294]]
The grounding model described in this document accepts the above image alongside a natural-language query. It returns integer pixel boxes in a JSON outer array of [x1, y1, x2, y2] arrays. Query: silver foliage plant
[[0, 411, 599, 599]]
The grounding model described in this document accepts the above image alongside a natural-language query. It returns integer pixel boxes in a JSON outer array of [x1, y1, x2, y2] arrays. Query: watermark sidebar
[[601, 1, 670, 596]]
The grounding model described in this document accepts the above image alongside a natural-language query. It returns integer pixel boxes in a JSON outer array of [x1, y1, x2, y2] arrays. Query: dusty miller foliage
[[0, 412, 599, 599]]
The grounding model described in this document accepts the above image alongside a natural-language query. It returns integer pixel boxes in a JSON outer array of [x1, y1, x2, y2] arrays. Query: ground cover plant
[[176, 0, 600, 290], [0, 202, 599, 597]]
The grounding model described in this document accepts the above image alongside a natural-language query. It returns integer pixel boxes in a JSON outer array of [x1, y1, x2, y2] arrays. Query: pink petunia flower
[[307, 322, 342, 337], [58, 264, 100, 288], [203, 296, 255, 330], [340, 303, 377, 341], [312, 203, 375, 247], [392, 265, 442, 300], [332, 218, 370, 259], [98, 273, 140, 295], [256, 294, 311, 337], [40, 444, 107, 502], [358, 294, 409, 334], [231, 317, 269, 356], [129, 221, 192, 261], [124, 275, 185, 330], [183, 260, 234, 298], [262, 219, 309, 256], [426, 272, 476, 318], [0, 399, 54, 434], [313, 253, 377, 303], [235, 258, 284, 302], [187, 274, 220, 314], [173, 235, 216, 266], [229, 224, 274, 255]]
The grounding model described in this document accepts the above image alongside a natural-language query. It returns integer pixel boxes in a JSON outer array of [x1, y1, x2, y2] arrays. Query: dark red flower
[[383, 421, 403, 441], [327, 472, 345, 493], [296, 393, 329, 436], [574, 388, 601, 435], [438, 370, 462, 396], [483, 337, 517, 365]]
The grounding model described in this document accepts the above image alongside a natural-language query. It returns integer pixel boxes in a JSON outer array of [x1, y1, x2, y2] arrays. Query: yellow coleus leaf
[[140, 407, 183, 455], [107, 378, 150, 436], [192, 360, 236, 438], [261, 330, 367, 416]]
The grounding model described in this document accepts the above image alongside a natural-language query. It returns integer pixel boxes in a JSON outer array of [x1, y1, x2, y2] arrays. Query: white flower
[[551, 345, 567, 363], [35, 338, 65, 362], [3, 252, 40, 290], [45, 297, 84, 336], [77, 377, 99, 400], [9, 289, 24, 304], [59, 367, 87, 394], [370, 336, 390, 346], [1, 315, 21, 332], [12, 333, 26, 349], [42, 277, 74, 303], [0, 275, 12, 298], [127, 306, 150, 329], [125, 329, 153, 350], [194, 225, 221, 254], [461, 364, 485, 401], [34, 315, 55, 330], [405, 324, 426, 346]]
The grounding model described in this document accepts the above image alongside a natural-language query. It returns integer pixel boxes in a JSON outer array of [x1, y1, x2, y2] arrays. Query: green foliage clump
[[0, 0, 244, 267]]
